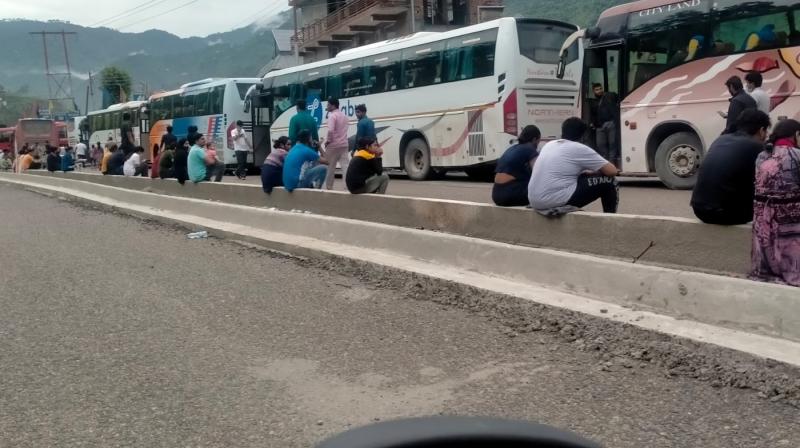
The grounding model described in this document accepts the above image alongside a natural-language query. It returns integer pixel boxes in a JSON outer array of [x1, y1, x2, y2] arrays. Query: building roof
[[272, 29, 294, 54]]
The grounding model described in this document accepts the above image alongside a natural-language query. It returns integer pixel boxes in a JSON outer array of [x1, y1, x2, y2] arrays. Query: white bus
[[255, 17, 581, 180], [148, 78, 260, 167], [67, 115, 88, 147], [87, 101, 147, 149]]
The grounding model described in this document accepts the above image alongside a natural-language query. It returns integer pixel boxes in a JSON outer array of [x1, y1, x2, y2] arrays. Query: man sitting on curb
[[691, 109, 770, 225], [528, 117, 620, 215], [283, 130, 328, 192], [492, 125, 541, 207], [188, 133, 224, 183], [346, 137, 390, 194]]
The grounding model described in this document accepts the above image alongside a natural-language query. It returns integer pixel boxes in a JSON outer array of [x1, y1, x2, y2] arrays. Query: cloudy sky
[[0, 0, 290, 37]]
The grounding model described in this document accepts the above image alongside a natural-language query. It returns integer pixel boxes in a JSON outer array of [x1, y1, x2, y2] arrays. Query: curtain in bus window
[[402, 43, 444, 89], [210, 86, 225, 115], [302, 68, 328, 100], [195, 91, 210, 116], [328, 59, 365, 99], [444, 29, 497, 82], [713, 0, 793, 54], [626, 0, 711, 93], [364, 51, 402, 95]]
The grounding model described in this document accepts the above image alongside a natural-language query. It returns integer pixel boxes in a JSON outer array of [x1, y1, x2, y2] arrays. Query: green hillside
[[505, 0, 630, 27]]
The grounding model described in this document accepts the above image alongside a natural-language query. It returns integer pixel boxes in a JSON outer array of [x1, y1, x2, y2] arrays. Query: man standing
[[528, 118, 620, 214], [160, 125, 177, 153], [288, 100, 319, 145], [354, 104, 376, 153], [591, 83, 620, 166], [691, 110, 770, 225], [231, 120, 252, 180], [719, 76, 757, 134], [323, 98, 350, 190], [119, 112, 136, 157], [187, 133, 224, 183], [745, 72, 770, 114], [75, 140, 87, 166]]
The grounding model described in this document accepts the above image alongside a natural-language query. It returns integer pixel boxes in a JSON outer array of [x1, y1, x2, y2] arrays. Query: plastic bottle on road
[[186, 231, 208, 239]]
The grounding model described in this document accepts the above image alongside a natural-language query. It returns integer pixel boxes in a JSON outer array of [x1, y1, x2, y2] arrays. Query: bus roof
[[264, 17, 577, 79], [148, 77, 261, 100], [599, 0, 678, 19], [87, 101, 146, 116]]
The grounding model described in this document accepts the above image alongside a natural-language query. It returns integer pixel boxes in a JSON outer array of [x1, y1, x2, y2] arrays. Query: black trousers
[[492, 180, 529, 207], [566, 174, 618, 213], [235, 151, 248, 178], [693, 206, 752, 225]]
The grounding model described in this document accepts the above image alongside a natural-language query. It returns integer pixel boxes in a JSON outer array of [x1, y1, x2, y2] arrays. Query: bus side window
[[402, 43, 444, 89], [210, 86, 225, 115], [713, 1, 790, 53], [303, 69, 327, 101], [195, 90, 210, 117], [364, 51, 401, 95], [444, 29, 497, 83]]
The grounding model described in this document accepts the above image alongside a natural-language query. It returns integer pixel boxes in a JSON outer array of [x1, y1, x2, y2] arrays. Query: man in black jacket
[[691, 109, 770, 225], [346, 137, 389, 194], [720, 76, 757, 135]]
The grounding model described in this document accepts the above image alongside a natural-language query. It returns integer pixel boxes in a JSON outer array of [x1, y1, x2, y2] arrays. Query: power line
[[116, 0, 201, 31], [89, 0, 167, 27]]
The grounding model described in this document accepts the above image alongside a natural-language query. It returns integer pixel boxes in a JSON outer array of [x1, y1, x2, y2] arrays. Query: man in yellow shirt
[[100, 143, 115, 174], [15, 150, 33, 173]]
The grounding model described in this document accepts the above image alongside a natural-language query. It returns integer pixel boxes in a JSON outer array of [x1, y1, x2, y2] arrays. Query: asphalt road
[[1, 184, 796, 448]]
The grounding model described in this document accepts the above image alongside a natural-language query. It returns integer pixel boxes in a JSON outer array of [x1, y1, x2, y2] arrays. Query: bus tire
[[404, 138, 432, 180], [654, 132, 702, 190]]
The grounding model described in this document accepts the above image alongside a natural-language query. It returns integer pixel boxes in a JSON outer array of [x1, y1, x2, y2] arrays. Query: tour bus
[[558, 0, 800, 189], [87, 101, 147, 150], [251, 17, 581, 180], [148, 78, 260, 167], [0, 127, 13, 153]]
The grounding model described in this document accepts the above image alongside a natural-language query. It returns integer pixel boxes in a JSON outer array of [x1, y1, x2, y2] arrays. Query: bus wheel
[[654, 132, 702, 190], [404, 138, 431, 180]]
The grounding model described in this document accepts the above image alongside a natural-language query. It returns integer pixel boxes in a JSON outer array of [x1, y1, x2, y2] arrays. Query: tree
[[100, 66, 132, 105]]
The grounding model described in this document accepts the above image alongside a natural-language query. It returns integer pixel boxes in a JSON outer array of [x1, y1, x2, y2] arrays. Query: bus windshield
[[517, 21, 576, 64]]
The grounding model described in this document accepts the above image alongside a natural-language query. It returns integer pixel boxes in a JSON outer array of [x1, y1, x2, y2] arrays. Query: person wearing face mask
[[691, 109, 771, 225], [751, 118, 800, 287], [745, 72, 770, 114]]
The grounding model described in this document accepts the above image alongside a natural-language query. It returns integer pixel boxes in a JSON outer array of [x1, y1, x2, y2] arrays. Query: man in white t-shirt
[[123, 146, 146, 177], [528, 117, 620, 214], [745, 72, 770, 114], [231, 120, 252, 180], [75, 141, 87, 161]]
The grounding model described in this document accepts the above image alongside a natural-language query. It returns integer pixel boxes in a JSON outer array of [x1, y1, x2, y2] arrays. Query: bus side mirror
[[243, 99, 251, 114], [556, 50, 567, 79]]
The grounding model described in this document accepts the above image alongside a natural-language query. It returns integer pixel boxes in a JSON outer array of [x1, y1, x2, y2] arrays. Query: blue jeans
[[298, 165, 327, 189]]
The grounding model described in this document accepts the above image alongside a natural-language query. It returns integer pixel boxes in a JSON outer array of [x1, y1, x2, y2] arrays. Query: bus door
[[246, 85, 273, 167], [140, 108, 150, 161], [582, 44, 623, 162]]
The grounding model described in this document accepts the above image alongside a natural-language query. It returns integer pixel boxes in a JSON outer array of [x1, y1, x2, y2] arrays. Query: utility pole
[[293, 5, 300, 65], [29, 30, 78, 118], [410, 0, 416, 33], [84, 71, 93, 115]]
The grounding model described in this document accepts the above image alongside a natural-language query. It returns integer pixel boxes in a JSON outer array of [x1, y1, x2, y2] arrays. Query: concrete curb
[[3, 173, 799, 365], [25, 171, 751, 275]]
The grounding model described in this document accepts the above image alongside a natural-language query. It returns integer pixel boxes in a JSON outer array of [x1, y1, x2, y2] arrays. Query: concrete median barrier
[[25, 171, 751, 275], [2, 172, 799, 366]]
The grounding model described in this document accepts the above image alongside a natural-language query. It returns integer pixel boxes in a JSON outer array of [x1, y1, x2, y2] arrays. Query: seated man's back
[[691, 109, 770, 225]]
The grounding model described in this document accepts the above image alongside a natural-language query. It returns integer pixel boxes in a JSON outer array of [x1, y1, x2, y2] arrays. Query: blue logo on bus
[[307, 93, 322, 128]]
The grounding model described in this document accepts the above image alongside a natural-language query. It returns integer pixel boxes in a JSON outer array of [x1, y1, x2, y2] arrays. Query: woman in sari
[[751, 119, 800, 286]]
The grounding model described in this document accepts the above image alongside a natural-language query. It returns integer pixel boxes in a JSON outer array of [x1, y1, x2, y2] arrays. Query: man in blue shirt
[[353, 104, 376, 153], [492, 125, 541, 207], [282, 130, 328, 192], [187, 133, 224, 183]]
